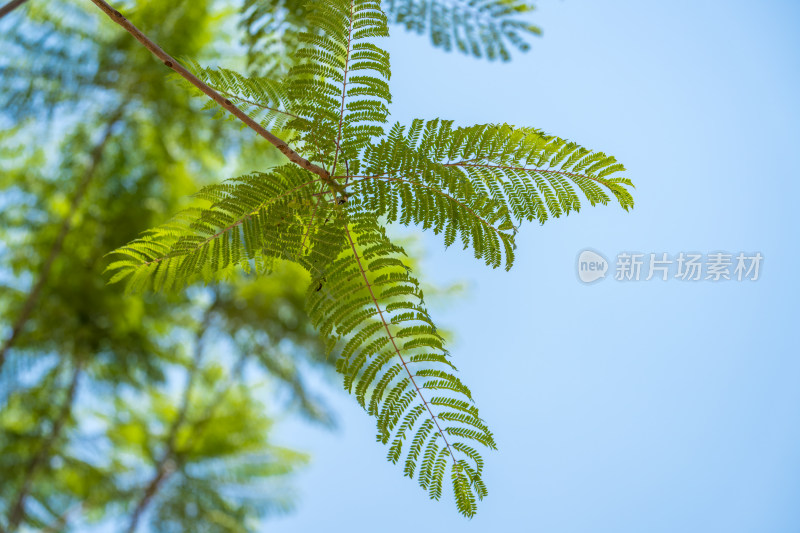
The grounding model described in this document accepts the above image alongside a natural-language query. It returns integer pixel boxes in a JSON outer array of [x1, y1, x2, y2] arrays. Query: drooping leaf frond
[[285, 0, 392, 172], [105, 166, 331, 292], [360, 118, 633, 269], [302, 208, 494, 516], [385, 0, 540, 60], [355, 124, 519, 269], [366, 119, 635, 222], [237, 0, 540, 70], [239, 0, 310, 76], [106, 0, 635, 517]]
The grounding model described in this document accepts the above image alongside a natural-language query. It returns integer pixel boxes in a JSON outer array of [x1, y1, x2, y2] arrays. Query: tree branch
[[38, 502, 83, 533], [6, 361, 83, 531], [85, 0, 344, 195], [0, 0, 28, 20], [0, 104, 126, 372], [124, 299, 215, 533]]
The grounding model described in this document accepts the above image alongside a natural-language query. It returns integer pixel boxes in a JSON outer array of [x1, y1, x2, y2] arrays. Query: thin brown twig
[[85, 0, 344, 195], [0, 0, 28, 19]]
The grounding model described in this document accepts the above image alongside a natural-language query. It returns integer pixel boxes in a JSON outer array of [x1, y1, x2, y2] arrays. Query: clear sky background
[[268, 1, 800, 532]]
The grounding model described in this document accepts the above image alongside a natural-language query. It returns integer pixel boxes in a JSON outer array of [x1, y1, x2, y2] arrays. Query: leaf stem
[[342, 225, 457, 466], [444, 161, 608, 185], [330, 0, 355, 177]]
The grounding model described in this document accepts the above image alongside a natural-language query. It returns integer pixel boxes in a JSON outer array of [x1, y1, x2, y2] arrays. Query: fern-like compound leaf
[[285, 0, 391, 172], [105, 166, 329, 292], [302, 209, 493, 515], [385, 0, 541, 60], [361, 118, 633, 270], [238, 0, 540, 70], [108, 0, 635, 517]]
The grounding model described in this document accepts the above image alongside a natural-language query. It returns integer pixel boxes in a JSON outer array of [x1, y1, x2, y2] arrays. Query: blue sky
[[269, 1, 800, 532]]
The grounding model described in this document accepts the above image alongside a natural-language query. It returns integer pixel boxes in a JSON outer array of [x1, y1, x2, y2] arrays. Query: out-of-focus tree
[[0, 1, 331, 531], [0, 0, 521, 529]]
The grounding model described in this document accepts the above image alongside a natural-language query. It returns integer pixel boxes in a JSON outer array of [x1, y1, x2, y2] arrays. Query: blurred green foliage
[[0, 0, 497, 529], [0, 1, 329, 531]]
